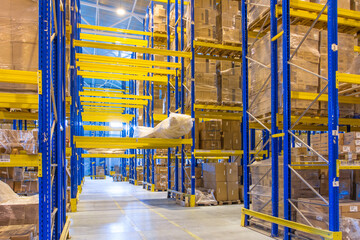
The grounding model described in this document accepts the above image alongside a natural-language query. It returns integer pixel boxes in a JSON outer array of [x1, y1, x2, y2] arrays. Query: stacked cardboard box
[[199, 120, 222, 150], [248, 0, 269, 27], [0, 224, 37, 240], [0, 130, 38, 154], [203, 162, 239, 202], [174, 166, 203, 189], [218, 61, 242, 105], [154, 165, 168, 190], [186, 0, 217, 45], [221, 120, 241, 150], [216, 0, 241, 45], [0, 167, 38, 195], [0, 0, 38, 93], [96, 166, 105, 179], [296, 198, 360, 240], [186, 59, 219, 104], [150, 4, 166, 33]]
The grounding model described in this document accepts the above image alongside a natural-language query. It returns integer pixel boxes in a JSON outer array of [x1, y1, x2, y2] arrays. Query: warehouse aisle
[[69, 177, 273, 240]]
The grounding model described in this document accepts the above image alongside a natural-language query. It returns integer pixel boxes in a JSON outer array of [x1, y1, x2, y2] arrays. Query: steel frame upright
[[166, 0, 172, 195]]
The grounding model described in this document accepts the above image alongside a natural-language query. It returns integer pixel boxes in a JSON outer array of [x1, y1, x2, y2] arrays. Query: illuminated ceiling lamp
[[116, 7, 126, 16]]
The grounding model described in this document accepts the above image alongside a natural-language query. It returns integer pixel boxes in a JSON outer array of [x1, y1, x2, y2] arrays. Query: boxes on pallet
[[0, 224, 37, 240], [154, 165, 168, 190], [0, 0, 38, 93], [216, 0, 241, 44], [199, 120, 222, 150], [150, 4, 166, 32], [222, 120, 242, 150]]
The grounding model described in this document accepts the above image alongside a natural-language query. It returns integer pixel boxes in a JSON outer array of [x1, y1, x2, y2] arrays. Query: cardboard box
[[200, 140, 221, 150], [203, 163, 226, 183], [214, 181, 228, 201], [222, 131, 233, 150], [227, 181, 239, 201], [200, 130, 221, 141], [226, 162, 238, 182]]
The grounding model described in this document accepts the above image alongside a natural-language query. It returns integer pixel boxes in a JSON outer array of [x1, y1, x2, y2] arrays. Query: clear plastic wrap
[[186, 2, 218, 46], [149, 4, 166, 33], [248, 0, 269, 26], [134, 113, 192, 139], [0, 224, 37, 240], [188, 188, 218, 206], [0, 0, 38, 93], [218, 60, 242, 105], [217, 0, 241, 44], [0, 129, 38, 154]]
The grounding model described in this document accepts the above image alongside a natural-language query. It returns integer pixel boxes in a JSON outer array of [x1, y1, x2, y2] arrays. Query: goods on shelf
[[150, 4, 166, 33], [191, 188, 218, 206], [0, 224, 37, 240], [296, 198, 360, 240], [0, 129, 38, 154], [203, 162, 240, 202], [174, 165, 203, 189], [0, 180, 38, 228], [154, 165, 167, 190], [199, 120, 222, 150], [0, 167, 38, 195], [217, 0, 241, 45], [0, 0, 38, 93], [186, 0, 218, 44], [218, 60, 242, 106]]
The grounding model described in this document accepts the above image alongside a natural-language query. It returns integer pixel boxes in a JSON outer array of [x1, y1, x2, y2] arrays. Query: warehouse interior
[[0, 0, 359, 239]]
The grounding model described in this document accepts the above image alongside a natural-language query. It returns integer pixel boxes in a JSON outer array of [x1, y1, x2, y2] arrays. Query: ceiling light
[[116, 8, 126, 16], [110, 122, 123, 128]]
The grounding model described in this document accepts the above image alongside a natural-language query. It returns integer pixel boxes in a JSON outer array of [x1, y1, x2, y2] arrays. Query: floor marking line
[[111, 197, 147, 240], [135, 197, 202, 240]]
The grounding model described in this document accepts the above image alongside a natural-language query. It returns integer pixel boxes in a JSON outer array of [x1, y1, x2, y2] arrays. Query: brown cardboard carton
[[222, 131, 233, 150], [232, 132, 241, 150], [200, 130, 221, 140], [227, 181, 239, 201], [200, 140, 221, 150], [226, 162, 238, 182], [203, 162, 226, 183], [214, 181, 228, 201]]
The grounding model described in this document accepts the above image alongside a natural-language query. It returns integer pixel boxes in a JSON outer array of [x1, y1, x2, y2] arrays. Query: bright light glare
[[116, 8, 126, 16], [110, 122, 122, 128]]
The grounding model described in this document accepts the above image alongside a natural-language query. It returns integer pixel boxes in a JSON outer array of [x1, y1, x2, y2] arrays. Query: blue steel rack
[[240, 0, 360, 238]]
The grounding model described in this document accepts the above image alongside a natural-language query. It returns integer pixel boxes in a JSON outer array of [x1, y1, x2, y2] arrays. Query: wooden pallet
[[153, 188, 167, 192], [218, 200, 241, 205]]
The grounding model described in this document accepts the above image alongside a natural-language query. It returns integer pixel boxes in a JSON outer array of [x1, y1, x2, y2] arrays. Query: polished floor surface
[[69, 177, 273, 240]]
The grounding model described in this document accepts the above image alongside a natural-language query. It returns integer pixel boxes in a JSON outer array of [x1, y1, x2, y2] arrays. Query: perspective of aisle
[[69, 178, 272, 240]]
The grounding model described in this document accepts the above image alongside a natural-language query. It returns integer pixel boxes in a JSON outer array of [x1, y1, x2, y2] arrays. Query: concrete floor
[[69, 177, 273, 240]]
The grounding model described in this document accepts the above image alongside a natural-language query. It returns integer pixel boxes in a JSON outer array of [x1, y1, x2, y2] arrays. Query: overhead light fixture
[[110, 122, 123, 128], [116, 8, 126, 16]]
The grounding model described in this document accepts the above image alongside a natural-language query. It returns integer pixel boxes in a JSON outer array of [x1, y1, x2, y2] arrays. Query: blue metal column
[[270, 0, 279, 234], [166, 0, 172, 196], [150, 1, 155, 191], [241, 0, 250, 226], [307, 131, 311, 146], [12, 120, 17, 130], [189, 0, 196, 205], [18, 120, 23, 130], [38, 0, 52, 237], [327, 0, 340, 232], [282, 0, 292, 237], [179, 0, 185, 194]]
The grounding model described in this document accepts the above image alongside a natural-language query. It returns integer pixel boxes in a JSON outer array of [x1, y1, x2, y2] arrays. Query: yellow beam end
[[271, 30, 284, 41], [272, 133, 285, 138], [355, 46, 360, 53], [190, 194, 196, 207], [134, 180, 138, 185], [70, 198, 77, 212], [151, 184, 155, 192]]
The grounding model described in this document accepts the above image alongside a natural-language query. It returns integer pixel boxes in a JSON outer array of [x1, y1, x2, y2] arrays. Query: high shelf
[[241, 0, 360, 239]]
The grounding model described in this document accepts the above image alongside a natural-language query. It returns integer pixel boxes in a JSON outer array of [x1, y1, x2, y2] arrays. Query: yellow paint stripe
[[112, 198, 146, 240], [135, 199, 202, 240]]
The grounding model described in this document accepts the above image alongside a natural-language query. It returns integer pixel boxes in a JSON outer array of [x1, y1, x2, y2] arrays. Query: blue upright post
[[166, 0, 172, 196], [270, 0, 279, 233], [189, 0, 196, 205], [18, 120, 22, 130], [241, 0, 250, 226], [179, 0, 185, 194], [12, 120, 17, 130], [24, 120, 27, 130], [282, 0, 292, 237], [327, 0, 340, 233], [39, 0, 52, 237], [307, 131, 311, 146]]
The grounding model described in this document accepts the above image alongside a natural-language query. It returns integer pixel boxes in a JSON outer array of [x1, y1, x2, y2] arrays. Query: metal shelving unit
[[241, 0, 360, 239]]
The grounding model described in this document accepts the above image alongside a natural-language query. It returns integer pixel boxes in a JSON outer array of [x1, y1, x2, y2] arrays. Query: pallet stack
[[216, 0, 241, 45]]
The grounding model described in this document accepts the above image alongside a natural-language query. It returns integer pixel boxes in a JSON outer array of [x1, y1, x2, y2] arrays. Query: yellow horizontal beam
[[241, 208, 341, 240], [80, 96, 148, 105], [0, 69, 38, 85], [277, 2, 360, 28], [355, 46, 360, 53], [0, 154, 38, 167], [79, 24, 167, 38], [74, 40, 192, 58], [80, 91, 152, 100], [0, 93, 38, 104], [81, 102, 144, 109], [272, 133, 285, 138], [154, 0, 189, 4], [153, 114, 167, 121], [0, 112, 38, 120], [77, 53, 181, 69], [78, 71, 168, 84], [0, 103, 38, 109], [194, 149, 243, 157], [195, 54, 242, 63], [83, 87, 127, 92], [291, 91, 360, 104], [280, 114, 360, 126], [336, 72, 360, 85], [194, 41, 242, 52], [195, 111, 242, 120], [82, 107, 125, 113], [83, 125, 123, 131], [81, 112, 134, 123], [74, 136, 192, 149], [82, 153, 135, 158], [80, 33, 147, 46], [194, 104, 242, 111], [77, 61, 177, 76]]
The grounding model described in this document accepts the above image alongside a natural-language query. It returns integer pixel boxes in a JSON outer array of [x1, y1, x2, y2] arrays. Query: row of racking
[[0, 0, 75, 239], [241, 0, 360, 239]]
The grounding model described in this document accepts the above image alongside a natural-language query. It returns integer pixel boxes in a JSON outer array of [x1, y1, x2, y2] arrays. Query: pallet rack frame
[[240, 0, 360, 238]]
